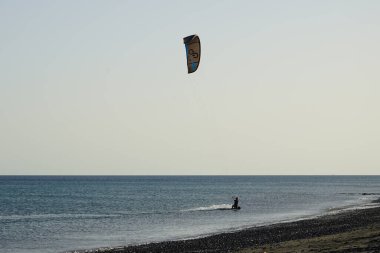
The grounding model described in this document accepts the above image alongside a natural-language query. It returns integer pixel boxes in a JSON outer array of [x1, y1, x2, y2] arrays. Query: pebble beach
[[75, 199, 380, 253]]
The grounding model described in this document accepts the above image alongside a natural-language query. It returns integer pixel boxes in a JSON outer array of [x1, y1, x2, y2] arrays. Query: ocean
[[0, 176, 379, 253]]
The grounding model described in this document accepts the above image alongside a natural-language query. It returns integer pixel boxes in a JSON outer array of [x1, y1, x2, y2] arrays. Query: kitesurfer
[[232, 197, 239, 209]]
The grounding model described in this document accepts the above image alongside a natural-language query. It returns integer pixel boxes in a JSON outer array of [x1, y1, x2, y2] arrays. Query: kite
[[183, 34, 201, 74]]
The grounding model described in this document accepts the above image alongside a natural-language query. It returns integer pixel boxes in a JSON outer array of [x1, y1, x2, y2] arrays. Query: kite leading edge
[[183, 35, 201, 74]]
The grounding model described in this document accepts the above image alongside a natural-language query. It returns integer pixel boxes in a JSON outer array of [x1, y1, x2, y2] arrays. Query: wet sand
[[74, 201, 380, 253]]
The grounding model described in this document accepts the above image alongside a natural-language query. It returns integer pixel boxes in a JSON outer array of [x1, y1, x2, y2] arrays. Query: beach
[[88, 200, 380, 253], [3, 0, 380, 251], [3, 176, 380, 253]]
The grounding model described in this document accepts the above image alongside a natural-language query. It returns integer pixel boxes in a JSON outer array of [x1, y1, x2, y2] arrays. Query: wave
[[338, 192, 380, 196], [326, 194, 380, 214], [0, 213, 119, 221], [1, 204, 234, 222], [182, 204, 232, 212]]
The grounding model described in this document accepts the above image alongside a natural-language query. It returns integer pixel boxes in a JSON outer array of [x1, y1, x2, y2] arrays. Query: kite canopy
[[183, 34, 201, 74]]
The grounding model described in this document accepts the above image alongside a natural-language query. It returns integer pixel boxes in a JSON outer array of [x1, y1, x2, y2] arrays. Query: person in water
[[232, 197, 239, 209]]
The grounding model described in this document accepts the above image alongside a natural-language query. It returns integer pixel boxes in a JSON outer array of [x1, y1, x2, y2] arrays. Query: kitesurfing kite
[[183, 34, 201, 74]]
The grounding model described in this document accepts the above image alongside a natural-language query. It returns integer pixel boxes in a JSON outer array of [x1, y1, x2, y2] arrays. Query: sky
[[0, 0, 379, 175]]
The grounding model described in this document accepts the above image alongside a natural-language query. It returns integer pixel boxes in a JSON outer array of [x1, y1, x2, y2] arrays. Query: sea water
[[0, 176, 379, 253]]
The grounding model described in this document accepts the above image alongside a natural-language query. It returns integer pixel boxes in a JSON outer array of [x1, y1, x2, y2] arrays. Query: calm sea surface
[[1, 176, 379, 253]]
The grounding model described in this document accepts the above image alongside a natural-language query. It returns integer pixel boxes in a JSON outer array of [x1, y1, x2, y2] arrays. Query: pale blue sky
[[1, 1, 379, 175]]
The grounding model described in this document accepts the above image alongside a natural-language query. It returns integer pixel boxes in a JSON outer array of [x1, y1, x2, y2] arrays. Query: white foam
[[181, 204, 232, 212]]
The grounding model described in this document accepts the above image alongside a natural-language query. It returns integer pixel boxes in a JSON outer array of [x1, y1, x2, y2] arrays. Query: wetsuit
[[232, 198, 239, 209]]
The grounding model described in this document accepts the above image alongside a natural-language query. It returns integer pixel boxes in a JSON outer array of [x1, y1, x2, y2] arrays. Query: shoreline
[[70, 199, 380, 253]]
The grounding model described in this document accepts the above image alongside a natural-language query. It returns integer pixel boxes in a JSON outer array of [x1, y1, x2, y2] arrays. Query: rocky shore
[[72, 201, 380, 253]]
